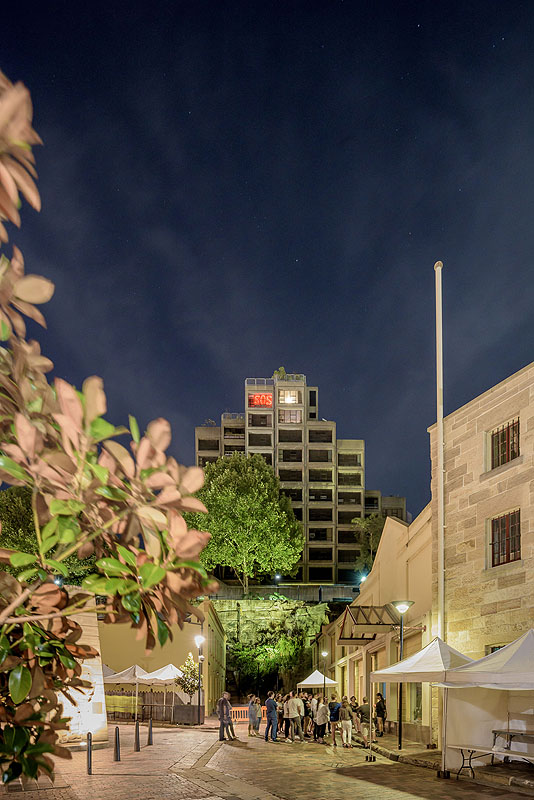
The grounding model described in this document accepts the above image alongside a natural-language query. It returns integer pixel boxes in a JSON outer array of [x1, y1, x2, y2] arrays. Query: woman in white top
[[315, 696, 329, 744]]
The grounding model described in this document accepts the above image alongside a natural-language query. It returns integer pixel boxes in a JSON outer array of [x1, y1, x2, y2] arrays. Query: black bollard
[[87, 732, 93, 775], [134, 720, 140, 752], [113, 726, 121, 761], [147, 718, 153, 746]]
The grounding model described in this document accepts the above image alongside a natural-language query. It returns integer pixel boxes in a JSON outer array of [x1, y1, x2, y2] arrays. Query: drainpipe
[[434, 261, 445, 641]]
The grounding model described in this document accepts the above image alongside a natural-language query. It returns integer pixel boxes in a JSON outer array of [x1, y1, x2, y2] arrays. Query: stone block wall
[[429, 362, 534, 657]]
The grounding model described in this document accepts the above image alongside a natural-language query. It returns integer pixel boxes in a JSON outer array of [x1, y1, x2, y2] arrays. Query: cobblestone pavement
[[1, 723, 529, 800]]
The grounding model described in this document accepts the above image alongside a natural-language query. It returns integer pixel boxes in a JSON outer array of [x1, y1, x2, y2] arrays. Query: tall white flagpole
[[434, 261, 445, 640], [435, 261, 449, 778]]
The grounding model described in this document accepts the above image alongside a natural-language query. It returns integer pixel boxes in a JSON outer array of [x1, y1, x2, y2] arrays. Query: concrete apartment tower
[[196, 371, 405, 584]]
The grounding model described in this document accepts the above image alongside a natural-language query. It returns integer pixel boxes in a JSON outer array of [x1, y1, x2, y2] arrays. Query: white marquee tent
[[370, 637, 472, 762], [441, 630, 534, 774], [103, 664, 148, 720], [443, 629, 534, 690], [138, 664, 185, 717], [297, 669, 338, 689], [103, 664, 148, 684], [102, 664, 116, 678], [370, 637, 472, 683], [138, 664, 183, 685]]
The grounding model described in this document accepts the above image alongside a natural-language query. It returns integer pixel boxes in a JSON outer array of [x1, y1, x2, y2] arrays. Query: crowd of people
[[216, 689, 387, 748]]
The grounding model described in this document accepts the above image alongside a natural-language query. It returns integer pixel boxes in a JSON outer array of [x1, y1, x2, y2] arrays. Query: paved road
[[2, 723, 527, 800]]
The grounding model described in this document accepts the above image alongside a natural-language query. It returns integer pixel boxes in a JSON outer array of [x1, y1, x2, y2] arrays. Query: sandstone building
[[429, 361, 534, 657]]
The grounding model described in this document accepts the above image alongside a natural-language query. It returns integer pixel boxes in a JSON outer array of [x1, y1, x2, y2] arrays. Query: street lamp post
[[321, 650, 328, 701], [392, 601, 414, 751], [194, 631, 205, 726]]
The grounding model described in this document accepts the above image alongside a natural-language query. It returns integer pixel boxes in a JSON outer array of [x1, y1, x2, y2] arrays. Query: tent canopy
[[103, 664, 148, 684], [138, 664, 183, 685], [443, 629, 534, 689], [370, 637, 472, 683], [297, 669, 338, 689], [102, 664, 116, 678]]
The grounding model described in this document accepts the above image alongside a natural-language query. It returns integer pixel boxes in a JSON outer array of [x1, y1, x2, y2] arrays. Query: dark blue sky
[[2, 1, 534, 516]]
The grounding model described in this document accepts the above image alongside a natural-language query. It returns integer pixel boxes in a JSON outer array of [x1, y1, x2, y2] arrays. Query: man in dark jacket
[[264, 690, 278, 742], [217, 691, 236, 741]]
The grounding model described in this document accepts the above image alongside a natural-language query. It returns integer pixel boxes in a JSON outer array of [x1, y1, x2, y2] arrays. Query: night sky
[[2, 1, 534, 517]]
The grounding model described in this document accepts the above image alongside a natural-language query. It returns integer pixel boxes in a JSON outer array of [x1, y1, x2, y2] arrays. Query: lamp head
[[274, 573, 281, 581], [359, 574, 367, 583], [321, 650, 328, 658], [392, 600, 414, 615], [194, 634, 205, 649]]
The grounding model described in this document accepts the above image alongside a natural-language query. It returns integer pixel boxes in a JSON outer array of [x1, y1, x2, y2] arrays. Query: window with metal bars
[[490, 509, 520, 567], [491, 419, 519, 469]]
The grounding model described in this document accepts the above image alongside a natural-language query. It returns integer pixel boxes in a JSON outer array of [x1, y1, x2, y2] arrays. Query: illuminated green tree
[[186, 454, 303, 593], [175, 652, 200, 703], [352, 513, 386, 573]]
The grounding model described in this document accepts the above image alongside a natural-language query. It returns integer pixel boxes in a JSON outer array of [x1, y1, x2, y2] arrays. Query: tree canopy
[[351, 513, 386, 574], [0, 487, 95, 583], [186, 454, 303, 593]]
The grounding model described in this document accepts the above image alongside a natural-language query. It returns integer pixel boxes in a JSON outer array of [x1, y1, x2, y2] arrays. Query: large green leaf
[[0, 633, 11, 664], [94, 485, 128, 501], [129, 414, 140, 444], [0, 455, 27, 482], [8, 664, 32, 703], [43, 558, 68, 577], [3, 725, 29, 756], [82, 574, 110, 594], [41, 534, 59, 554], [116, 545, 136, 567], [139, 562, 166, 589], [96, 557, 131, 576], [90, 417, 116, 441], [17, 567, 38, 582], [88, 462, 109, 484], [41, 518, 58, 539], [49, 499, 84, 515], [58, 652, 77, 670], [9, 552, 37, 568], [156, 615, 169, 647], [121, 592, 141, 613]]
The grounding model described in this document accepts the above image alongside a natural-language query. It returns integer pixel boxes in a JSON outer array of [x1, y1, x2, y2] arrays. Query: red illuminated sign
[[248, 392, 273, 408]]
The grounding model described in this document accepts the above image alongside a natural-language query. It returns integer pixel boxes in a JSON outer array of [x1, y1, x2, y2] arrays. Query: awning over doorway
[[337, 603, 401, 644]]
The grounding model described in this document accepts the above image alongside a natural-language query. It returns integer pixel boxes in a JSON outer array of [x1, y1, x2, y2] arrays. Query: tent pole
[[440, 687, 449, 778], [135, 681, 138, 722], [164, 686, 167, 723]]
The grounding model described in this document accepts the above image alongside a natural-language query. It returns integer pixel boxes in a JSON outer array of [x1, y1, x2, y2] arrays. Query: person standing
[[311, 692, 319, 741], [276, 693, 284, 733], [375, 692, 386, 737], [328, 694, 341, 747], [247, 693, 256, 737], [288, 691, 304, 742], [357, 696, 372, 747], [253, 696, 262, 735], [339, 700, 354, 748], [265, 691, 278, 742], [315, 696, 328, 744], [217, 691, 236, 741], [283, 694, 292, 741], [302, 693, 311, 737], [349, 696, 360, 734]]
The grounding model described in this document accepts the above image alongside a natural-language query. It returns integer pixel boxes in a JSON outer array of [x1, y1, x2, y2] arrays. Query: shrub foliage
[[0, 72, 214, 785]]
